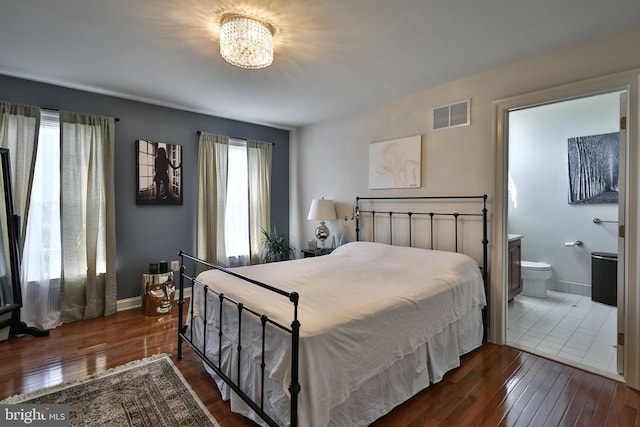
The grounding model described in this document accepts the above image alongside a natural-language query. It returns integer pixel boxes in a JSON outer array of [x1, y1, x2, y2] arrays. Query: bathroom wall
[[508, 91, 621, 295]]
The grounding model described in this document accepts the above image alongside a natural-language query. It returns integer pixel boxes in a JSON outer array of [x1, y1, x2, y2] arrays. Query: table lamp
[[307, 198, 337, 249]]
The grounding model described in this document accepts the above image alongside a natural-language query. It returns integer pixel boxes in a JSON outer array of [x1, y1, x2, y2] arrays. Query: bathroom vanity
[[508, 234, 523, 302]]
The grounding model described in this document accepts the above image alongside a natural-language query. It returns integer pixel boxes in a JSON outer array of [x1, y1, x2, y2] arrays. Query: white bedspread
[[189, 241, 486, 426]]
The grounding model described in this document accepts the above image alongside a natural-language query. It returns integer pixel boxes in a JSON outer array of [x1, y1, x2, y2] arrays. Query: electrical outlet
[[170, 260, 179, 271]]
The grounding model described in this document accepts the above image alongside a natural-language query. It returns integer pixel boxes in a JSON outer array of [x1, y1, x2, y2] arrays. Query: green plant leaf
[[260, 226, 296, 263]]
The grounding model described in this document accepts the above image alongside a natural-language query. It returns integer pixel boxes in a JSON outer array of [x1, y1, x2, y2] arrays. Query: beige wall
[[293, 26, 640, 246], [291, 25, 640, 387]]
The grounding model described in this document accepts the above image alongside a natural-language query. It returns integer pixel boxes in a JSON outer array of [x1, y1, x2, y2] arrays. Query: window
[[137, 140, 155, 198], [224, 139, 250, 261], [22, 110, 61, 281], [197, 132, 271, 267], [19, 109, 115, 329]]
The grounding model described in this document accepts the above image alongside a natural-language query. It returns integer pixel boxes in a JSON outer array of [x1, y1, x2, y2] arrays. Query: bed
[[178, 195, 489, 427]]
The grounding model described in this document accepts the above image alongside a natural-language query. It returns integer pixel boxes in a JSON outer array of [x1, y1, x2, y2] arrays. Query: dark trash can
[[591, 252, 617, 306]]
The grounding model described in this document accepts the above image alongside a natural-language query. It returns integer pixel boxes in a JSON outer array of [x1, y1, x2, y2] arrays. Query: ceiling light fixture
[[220, 14, 274, 70]]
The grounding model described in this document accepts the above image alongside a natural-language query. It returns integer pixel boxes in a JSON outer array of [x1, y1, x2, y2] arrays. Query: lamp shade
[[307, 198, 337, 221]]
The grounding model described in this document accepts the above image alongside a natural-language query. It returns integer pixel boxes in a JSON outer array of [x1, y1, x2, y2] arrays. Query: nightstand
[[301, 248, 333, 258], [141, 272, 175, 316]]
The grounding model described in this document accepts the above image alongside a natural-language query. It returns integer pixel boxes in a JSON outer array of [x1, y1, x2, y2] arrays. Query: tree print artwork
[[567, 132, 619, 204]]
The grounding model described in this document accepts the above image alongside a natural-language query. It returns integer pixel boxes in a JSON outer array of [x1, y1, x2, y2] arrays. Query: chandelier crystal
[[220, 15, 274, 69]]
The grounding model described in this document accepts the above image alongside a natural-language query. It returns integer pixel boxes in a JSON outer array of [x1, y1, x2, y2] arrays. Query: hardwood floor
[[1, 305, 639, 426]]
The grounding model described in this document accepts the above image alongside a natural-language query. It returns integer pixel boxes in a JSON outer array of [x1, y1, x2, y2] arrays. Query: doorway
[[505, 91, 625, 381]]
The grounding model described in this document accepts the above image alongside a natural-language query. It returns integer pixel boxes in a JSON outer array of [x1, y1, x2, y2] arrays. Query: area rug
[[1, 353, 220, 426]]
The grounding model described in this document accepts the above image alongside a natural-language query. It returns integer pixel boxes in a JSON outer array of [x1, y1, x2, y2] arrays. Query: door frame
[[491, 69, 640, 388], [618, 91, 627, 374]]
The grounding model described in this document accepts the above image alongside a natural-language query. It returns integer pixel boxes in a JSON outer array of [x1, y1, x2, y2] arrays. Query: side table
[[301, 248, 334, 258], [141, 272, 175, 316]]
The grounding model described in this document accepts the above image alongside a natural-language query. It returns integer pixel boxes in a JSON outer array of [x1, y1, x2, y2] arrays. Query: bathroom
[[506, 90, 623, 379]]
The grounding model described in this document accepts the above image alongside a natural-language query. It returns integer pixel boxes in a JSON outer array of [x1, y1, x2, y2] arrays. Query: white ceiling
[[1, 0, 639, 129]]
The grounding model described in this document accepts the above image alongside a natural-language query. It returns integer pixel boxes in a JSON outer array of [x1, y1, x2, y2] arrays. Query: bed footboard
[[176, 251, 300, 427]]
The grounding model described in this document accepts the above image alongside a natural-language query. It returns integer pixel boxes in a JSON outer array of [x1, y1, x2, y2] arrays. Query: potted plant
[[260, 226, 296, 263]]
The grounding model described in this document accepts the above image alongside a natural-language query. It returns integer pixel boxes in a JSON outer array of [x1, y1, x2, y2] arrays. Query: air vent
[[432, 99, 470, 130]]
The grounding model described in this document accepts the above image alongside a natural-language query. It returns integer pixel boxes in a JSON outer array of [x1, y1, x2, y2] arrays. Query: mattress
[[186, 241, 486, 426]]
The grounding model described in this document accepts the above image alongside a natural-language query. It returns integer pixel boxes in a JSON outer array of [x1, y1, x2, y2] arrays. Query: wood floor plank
[[527, 365, 574, 426], [441, 348, 527, 425], [479, 353, 544, 426], [503, 357, 561, 425], [622, 383, 640, 426], [545, 368, 586, 425], [467, 350, 534, 425], [558, 368, 605, 426], [511, 359, 566, 426], [589, 379, 615, 426], [2, 305, 639, 426]]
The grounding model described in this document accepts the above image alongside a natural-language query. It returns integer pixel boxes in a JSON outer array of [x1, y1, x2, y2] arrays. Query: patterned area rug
[[1, 354, 220, 426]]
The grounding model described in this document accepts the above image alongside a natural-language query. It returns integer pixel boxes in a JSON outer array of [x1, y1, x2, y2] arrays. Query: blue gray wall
[[0, 75, 290, 299]]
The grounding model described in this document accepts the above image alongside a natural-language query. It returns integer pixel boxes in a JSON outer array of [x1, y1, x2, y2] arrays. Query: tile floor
[[507, 289, 622, 381]]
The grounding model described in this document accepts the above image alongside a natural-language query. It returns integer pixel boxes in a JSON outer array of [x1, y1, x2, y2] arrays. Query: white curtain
[[197, 132, 229, 265], [197, 134, 272, 266], [21, 110, 61, 329], [0, 101, 40, 245], [59, 111, 116, 322], [247, 140, 272, 264], [225, 140, 250, 267], [0, 101, 40, 328]]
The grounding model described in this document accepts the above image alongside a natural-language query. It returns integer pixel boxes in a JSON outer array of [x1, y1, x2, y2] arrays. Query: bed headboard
[[354, 194, 488, 267], [355, 194, 489, 337]]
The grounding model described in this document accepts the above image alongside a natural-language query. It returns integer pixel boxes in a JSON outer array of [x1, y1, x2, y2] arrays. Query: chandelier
[[220, 15, 274, 69]]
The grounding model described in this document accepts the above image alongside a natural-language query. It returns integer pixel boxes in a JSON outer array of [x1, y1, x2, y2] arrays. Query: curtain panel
[[0, 101, 40, 247], [197, 134, 272, 266], [247, 140, 272, 264], [197, 132, 229, 265], [59, 111, 116, 322], [20, 110, 62, 330]]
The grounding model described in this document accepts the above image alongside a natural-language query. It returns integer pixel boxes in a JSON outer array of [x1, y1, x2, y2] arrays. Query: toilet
[[521, 261, 552, 298]]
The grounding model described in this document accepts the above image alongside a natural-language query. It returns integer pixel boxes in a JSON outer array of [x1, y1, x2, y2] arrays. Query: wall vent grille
[[432, 99, 471, 130]]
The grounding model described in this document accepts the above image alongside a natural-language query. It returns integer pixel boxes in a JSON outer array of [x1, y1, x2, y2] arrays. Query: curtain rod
[[43, 107, 119, 121], [196, 130, 274, 145]]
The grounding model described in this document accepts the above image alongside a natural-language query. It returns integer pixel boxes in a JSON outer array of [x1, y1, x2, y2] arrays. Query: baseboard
[[553, 280, 591, 298], [117, 287, 192, 312], [117, 296, 142, 312]]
